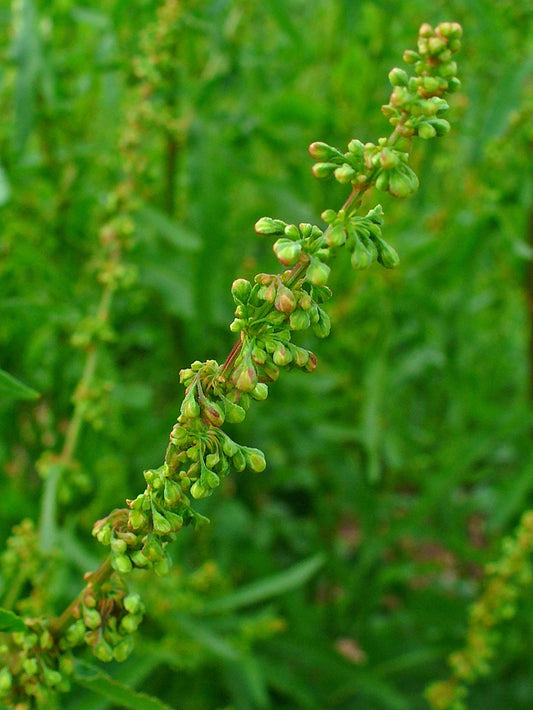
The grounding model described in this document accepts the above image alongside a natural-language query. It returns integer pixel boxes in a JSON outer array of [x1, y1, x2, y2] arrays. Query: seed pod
[[113, 637, 134, 662], [165, 510, 184, 531], [128, 509, 149, 530], [388, 166, 419, 198], [305, 352, 318, 372], [224, 398, 246, 423], [292, 346, 310, 368], [221, 434, 239, 457], [164, 478, 182, 506], [351, 240, 373, 270], [142, 534, 164, 561], [232, 449, 246, 472], [418, 122, 437, 139], [181, 388, 200, 419], [83, 608, 102, 630], [154, 556, 171, 577], [202, 467, 220, 489], [254, 217, 286, 235], [111, 537, 127, 555]]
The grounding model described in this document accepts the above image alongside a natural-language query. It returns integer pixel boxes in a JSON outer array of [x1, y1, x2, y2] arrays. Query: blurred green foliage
[[1, 0, 532, 708]]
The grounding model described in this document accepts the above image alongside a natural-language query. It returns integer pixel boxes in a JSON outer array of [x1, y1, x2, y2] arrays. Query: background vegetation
[[1, 0, 532, 708]]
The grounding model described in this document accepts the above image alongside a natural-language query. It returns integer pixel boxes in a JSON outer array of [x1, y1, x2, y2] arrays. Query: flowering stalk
[[0, 21, 463, 708]]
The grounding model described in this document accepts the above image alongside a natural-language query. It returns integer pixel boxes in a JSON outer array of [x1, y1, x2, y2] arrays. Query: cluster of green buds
[[0, 619, 74, 708], [60, 574, 144, 664], [426, 510, 533, 710], [309, 22, 462, 202]]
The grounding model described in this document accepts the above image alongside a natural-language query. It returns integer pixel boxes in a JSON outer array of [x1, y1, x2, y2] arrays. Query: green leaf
[[201, 553, 325, 614], [0, 368, 40, 400], [136, 205, 202, 251], [73, 660, 173, 710], [0, 607, 26, 632]]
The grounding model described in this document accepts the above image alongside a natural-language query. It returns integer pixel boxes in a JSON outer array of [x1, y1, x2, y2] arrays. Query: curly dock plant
[[0, 21, 463, 709]]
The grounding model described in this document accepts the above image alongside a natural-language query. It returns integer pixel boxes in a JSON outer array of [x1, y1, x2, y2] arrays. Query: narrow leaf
[[0, 608, 26, 633], [0, 369, 40, 400], [0, 161, 11, 206], [73, 660, 173, 710], [201, 553, 325, 614]]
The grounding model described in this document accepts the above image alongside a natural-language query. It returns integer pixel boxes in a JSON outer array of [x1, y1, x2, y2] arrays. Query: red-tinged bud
[[274, 238, 302, 266], [261, 360, 280, 382], [292, 346, 310, 368], [308, 141, 343, 161], [275, 284, 297, 313], [255, 217, 286, 235], [305, 352, 318, 372], [334, 164, 357, 183], [273, 344, 293, 367], [234, 364, 258, 393], [252, 346, 267, 365], [231, 278, 252, 304], [201, 400, 225, 427], [326, 225, 346, 248], [403, 49, 419, 64], [264, 281, 277, 303]]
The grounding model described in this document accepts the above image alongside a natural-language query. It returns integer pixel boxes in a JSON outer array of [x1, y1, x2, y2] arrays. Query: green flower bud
[[229, 318, 245, 332], [273, 238, 302, 266], [273, 343, 293, 367], [289, 309, 311, 331], [351, 241, 373, 270], [234, 363, 258, 393], [190, 480, 211, 499], [347, 138, 365, 157], [131, 550, 150, 567], [402, 48, 419, 64], [388, 67, 409, 86], [181, 390, 200, 419], [165, 510, 184, 531], [292, 346, 310, 368], [284, 224, 300, 239], [83, 608, 102, 630], [307, 259, 330, 286], [120, 613, 142, 634], [326, 225, 346, 247], [321, 208, 337, 224], [221, 434, 239, 457], [231, 278, 252, 304], [375, 238, 400, 268], [312, 309, 331, 339], [94, 523, 112, 545], [113, 636, 134, 662], [111, 537, 127, 555], [388, 166, 419, 198], [164, 478, 182, 506], [112, 554, 133, 574], [431, 118, 451, 135], [251, 382, 268, 400], [261, 360, 280, 382], [129, 509, 149, 530], [64, 619, 86, 647], [93, 638, 114, 663], [275, 283, 297, 313], [152, 508, 172, 535], [334, 164, 357, 183], [308, 141, 343, 161], [124, 594, 144, 615], [142, 534, 164, 562], [254, 217, 286, 236], [379, 147, 400, 170], [418, 122, 437, 139], [201, 400, 225, 427], [243, 447, 267, 472], [312, 162, 336, 179], [232, 449, 246, 472], [375, 170, 390, 192]]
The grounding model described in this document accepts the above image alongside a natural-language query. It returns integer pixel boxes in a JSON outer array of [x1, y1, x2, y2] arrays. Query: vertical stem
[[526, 204, 533, 407]]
